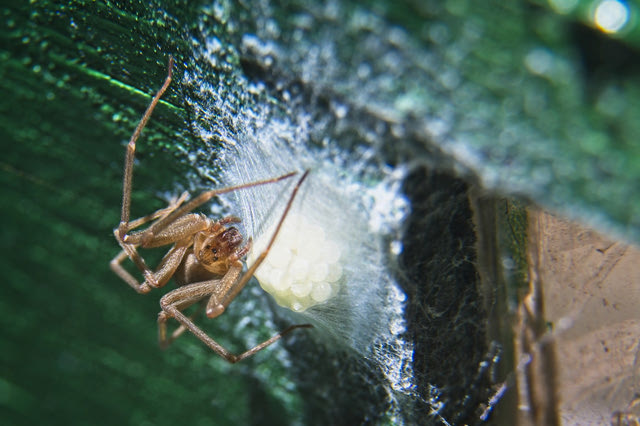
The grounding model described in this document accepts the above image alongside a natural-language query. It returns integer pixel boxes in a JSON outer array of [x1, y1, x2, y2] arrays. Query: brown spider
[[110, 56, 312, 363]]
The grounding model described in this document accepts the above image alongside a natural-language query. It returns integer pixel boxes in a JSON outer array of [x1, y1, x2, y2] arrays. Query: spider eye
[[212, 248, 218, 254], [213, 256, 219, 261]]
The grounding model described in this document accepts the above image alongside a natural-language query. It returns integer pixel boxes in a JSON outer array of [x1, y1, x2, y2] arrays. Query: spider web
[[178, 2, 499, 423]]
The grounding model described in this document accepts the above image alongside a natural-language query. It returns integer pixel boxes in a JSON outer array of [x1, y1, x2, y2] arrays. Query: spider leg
[[158, 279, 235, 360], [110, 238, 191, 293], [119, 56, 174, 238], [136, 172, 298, 245], [159, 279, 312, 363], [215, 170, 310, 314], [233, 323, 313, 363], [113, 191, 189, 284], [219, 216, 241, 225], [158, 299, 207, 348], [110, 250, 143, 292], [112, 192, 191, 293], [113, 212, 213, 293], [124, 191, 189, 233]]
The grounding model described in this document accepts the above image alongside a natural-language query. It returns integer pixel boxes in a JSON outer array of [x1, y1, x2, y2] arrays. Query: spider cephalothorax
[[194, 221, 246, 274]]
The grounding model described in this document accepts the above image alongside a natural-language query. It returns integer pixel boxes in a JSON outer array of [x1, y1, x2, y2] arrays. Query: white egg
[[311, 282, 332, 302], [309, 263, 328, 282], [291, 280, 312, 298]]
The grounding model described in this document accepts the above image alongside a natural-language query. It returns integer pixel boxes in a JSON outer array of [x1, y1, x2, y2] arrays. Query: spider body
[[110, 56, 311, 363]]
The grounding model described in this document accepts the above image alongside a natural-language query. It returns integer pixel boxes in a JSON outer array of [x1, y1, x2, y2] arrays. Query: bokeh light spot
[[594, 0, 629, 34]]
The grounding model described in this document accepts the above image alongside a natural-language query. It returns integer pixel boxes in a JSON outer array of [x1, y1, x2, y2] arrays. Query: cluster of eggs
[[248, 212, 343, 312]]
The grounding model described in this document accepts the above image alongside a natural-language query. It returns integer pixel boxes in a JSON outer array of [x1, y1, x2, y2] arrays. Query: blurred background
[[1, 0, 639, 425]]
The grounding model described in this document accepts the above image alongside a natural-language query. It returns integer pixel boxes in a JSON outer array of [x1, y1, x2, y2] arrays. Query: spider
[[110, 56, 312, 363]]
